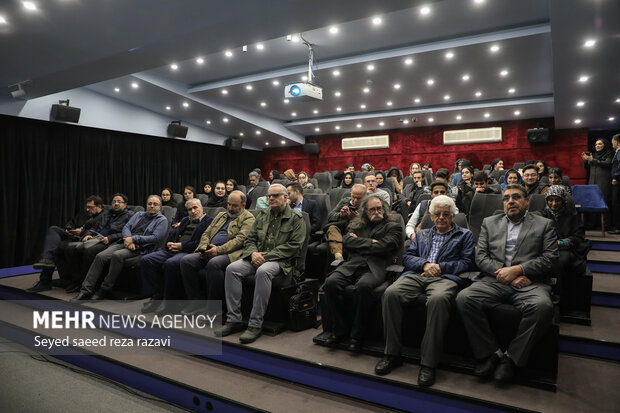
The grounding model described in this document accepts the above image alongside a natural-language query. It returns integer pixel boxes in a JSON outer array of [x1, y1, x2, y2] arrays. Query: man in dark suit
[[456, 184, 558, 382], [322, 195, 403, 351], [286, 182, 321, 241], [609, 134, 620, 234]]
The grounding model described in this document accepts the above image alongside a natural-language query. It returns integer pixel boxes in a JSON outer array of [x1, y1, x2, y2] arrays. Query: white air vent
[[341, 135, 389, 151], [443, 127, 502, 145]]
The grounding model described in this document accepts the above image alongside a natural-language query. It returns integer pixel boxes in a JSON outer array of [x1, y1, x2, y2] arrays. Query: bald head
[[350, 184, 366, 208]]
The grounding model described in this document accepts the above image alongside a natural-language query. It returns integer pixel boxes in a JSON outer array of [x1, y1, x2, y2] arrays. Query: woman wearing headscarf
[[297, 171, 314, 190], [339, 171, 355, 189], [161, 188, 175, 207], [375, 170, 394, 202], [547, 168, 571, 194], [387, 167, 403, 194], [582, 138, 614, 211], [541, 185, 591, 312], [283, 169, 296, 182], [457, 165, 475, 215], [500, 168, 522, 190], [206, 181, 228, 208]]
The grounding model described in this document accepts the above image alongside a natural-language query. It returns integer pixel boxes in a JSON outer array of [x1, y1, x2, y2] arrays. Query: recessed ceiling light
[[583, 39, 596, 48], [445, 52, 454, 59], [23, 2, 37, 11], [260, 101, 267, 107], [165, 106, 171, 110], [414, 97, 421, 103], [329, 26, 339, 34], [182, 102, 189, 108], [574, 119, 582, 124], [291, 35, 300, 42], [315, 127, 321, 132], [221, 89, 228, 95], [420, 6, 431, 16], [170, 64, 178, 70], [444, 95, 450, 100], [222, 117, 229, 123], [616, 98, 620, 103], [427, 79, 434, 86], [356, 123, 362, 128], [379, 121, 385, 126], [462, 74, 470, 81], [609, 117, 615, 121], [474, 0, 485, 4], [131, 82, 139, 89], [114, 87, 120, 93], [508, 88, 516, 94], [0, 16, 7, 24], [402, 119, 410, 124], [335, 125, 341, 130], [500, 69, 509, 77], [313, 109, 319, 114], [256, 43, 264, 50], [332, 70, 340, 77], [334, 91, 341, 97], [484, 112, 490, 118], [360, 104, 366, 109], [301, 75, 308, 81], [291, 112, 297, 117], [363, 87, 370, 94], [246, 85, 253, 90], [239, 132, 244, 137], [281, 140, 286, 144], [393, 83, 401, 90], [386, 101, 393, 106], [514, 110, 521, 116], [196, 57, 204, 64], [578, 75, 589, 83], [272, 80, 280, 86], [336, 107, 342, 112], [428, 117, 434, 122], [206, 120, 211, 124], [490, 44, 500, 53], [372, 16, 382, 25], [283, 99, 290, 104], [256, 130, 262, 135], [456, 115, 462, 120], [576, 101, 585, 107], [404, 58, 413, 65], [475, 91, 482, 97], [224, 50, 233, 57], [265, 142, 270, 146], [367, 64, 375, 71]]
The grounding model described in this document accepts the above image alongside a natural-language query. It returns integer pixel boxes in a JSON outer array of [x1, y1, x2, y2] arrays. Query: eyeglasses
[[368, 206, 383, 213], [268, 193, 283, 198], [502, 194, 524, 202], [146, 202, 160, 206], [111, 200, 126, 204], [432, 212, 452, 218], [522, 173, 538, 178]]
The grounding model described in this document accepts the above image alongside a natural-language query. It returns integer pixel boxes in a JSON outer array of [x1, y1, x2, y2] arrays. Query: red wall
[[261, 118, 588, 184]]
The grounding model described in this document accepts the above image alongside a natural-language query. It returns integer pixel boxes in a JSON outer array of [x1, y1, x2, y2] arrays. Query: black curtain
[[0, 114, 261, 268]]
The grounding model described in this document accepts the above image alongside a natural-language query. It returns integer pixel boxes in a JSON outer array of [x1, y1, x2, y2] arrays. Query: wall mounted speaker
[[167, 123, 188, 138], [50, 104, 81, 123], [225, 137, 242, 151], [527, 128, 549, 144], [303, 142, 320, 155]]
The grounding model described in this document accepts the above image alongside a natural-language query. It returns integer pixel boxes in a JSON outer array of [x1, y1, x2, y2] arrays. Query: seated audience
[[226, 179, 239, 195], [409, 162, 421, 176], [473, 171, 500, 194], [179, 191, 255, 315], [323, 195, 402, 351], [173, 186, 196, 228], [203, 182, 212, 197], [340, 171, 355, 189], [268, 170, 280, 184], [246, 172, 260, 197], [422, 163, 432, 173], [215, 184, 306, 344], [286, 182, 321, 241], [402, 170, 427, 211], [207, 181, 228, 208], [457, 166, 475, 215], [491, 158, 504, 171], [326, 184, 366, 265], [387, 167, 403, 194], [297, 171, 314, 190], [72, 195, 168, 301], [406, 181, 456, 239], [161, 188, 175, 207], [364, 174, 391, 206], [536, 160, 549, 178], [547, 168, 571, 194], [27, 196, 103, 292], [139, 198, 212, 314], [334, 163, 356, 185], [522, 164, 549, 196], [376, 195, 474, 387], [283, 169, 297, 182], [456, 184, 558, 383], [451, 159, 472, 186], [500, 168, 522, 190], [254, 195, 269, 210]]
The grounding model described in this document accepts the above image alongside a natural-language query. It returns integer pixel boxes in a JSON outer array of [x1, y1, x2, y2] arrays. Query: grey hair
[[248, 171, 259, 178], [429, 195, 457, 215], [185, 198, 202, 208], [269, 183, 288, 195], [147, 195, 162, 205]]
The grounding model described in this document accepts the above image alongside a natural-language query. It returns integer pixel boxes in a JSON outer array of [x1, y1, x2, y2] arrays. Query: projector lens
[[289, 85, 301, 96]]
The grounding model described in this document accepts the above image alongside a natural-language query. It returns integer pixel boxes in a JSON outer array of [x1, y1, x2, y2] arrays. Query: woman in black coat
[[340, 171, 355, 189], [582, 138, 613, 205], [207, 181, 228, 208]]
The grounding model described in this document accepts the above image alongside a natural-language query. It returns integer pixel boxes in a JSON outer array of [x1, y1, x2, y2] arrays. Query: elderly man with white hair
[[375, 195, 475, 388]]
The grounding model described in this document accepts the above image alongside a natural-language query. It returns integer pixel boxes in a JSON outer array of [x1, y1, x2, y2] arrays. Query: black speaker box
[[527, 128, 550, 144], [50, 104, 81, 123], [303, 142, 320, 155], [225, 137, 243, 151], [167, 123, 188, 138]]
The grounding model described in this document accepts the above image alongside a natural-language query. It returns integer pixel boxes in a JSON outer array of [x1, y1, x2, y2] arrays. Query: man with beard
[[177, 191, 255, 315], [322, 195, 402, 351]]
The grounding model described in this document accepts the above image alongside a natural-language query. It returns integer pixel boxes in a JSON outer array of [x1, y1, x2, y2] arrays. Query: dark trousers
[[39, 239, 79, 284], [140, 248, 188, 299], [612, 183, 620, 229], [40, 226, 76, 261], [323, 268, 382, 340], [180, 253, 231, 301], [63, 239, 108, 284]]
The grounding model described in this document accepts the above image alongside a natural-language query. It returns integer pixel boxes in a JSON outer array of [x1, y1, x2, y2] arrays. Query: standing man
[[215, 184, 306, 344], [456, 184, 558, 382], [376, 195, 474, 387], [72, 195, 168, 300], [609, 134, 620, 234], [286, 182, 321, 241]]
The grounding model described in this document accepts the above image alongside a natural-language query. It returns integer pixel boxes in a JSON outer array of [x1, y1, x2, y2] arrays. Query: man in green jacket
[[215, 184, 306, 344]]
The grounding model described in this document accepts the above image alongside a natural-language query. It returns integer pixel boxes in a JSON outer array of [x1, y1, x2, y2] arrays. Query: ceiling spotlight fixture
[[456, 115, 462, 120], [360, 104, 366, 109], [336, 106, 342, 111], [428, 117, 434, 122], [291, 112, 297, 117], [256, 130, 262, 135], [335, 125, 341, 130], [281, 140, 286, 144], [514, 110, 521, 116], [0, 16, 7, 24], [313, 109, 319, 114], [182, 102, 189, 108], [576, 101, 585, 107], [334, 91, 341, 97], [221, 89, 228, 95], [427, 79, 434, 85], [490, 44, 500, 53], [256, 43, 264, 50], [363, 87, 370, 93], [272, 80, 280, 86], [170, 64, 178, 70], [500, 69, 509, 76], [329, 26, 339, 34], [578, 75, 589, 83], [246, 85, 253, 90], [23, 1, 37, 11], [206, 120, 211, 124], [402, 119, 409, 124], [131, 82, 139, 89], [414, 98, 421, 103], [616, 98, 620, 103], [224, 50, 233, 57], [475, 91, 482, 97], [609, 117, 615, 121], [283, 99, 290, 104], [196, 57, 204, 64], [367, 64, 375, 71], [444, 95, 450, 100], [222, 117, 229, 123], [386, 101, 393, 106], [9, 81, 29, 99], [239, 132, 244, 137], [291, 35, 300, 42], [165, 105, 171, 110], [114, 87, 120, 93], [333, 70, 341, 77], [265, 142, 270, 146], [420, 6, 431, 16], [405, 58, 413, 65], [574, 119, 582, 124], [372, 16, 382, 25], [462, 74, 470, 81], [583, 39, 596, 48], [393, 83, 401, 90], [445, 52, 454, 59], [301, 75, 308, 81], [484, 112, 490, 118], [474, 0, 485, 4], [356, 123, 362, 128], [260, 101, 267, 107], [508, 88, 516, 94], [315, 127, 320, 132], [379, 121, 385, 126]]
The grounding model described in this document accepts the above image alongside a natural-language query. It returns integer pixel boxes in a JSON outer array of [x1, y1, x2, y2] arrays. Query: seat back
[[303, 193, 332, 230], [308, 178, 319, 189], [468, 193, 503, 243], [247, 185, 268, 208], [421, 170, 434, 186], [237, 184, 247, 194], [127, 205, 145, 213], [172, 193, 183, 205], [161, 205, 176, 224], [572, 185, 608, 212], [196, 194, 209, 206], [205, 207, 226, 218], [402, 176, 414, 188], [489, 169, 504, 183], [313, 172, 333, 193], [512, 162, 525, 171], [528, 194, 547, 212], [272, 178, 291, 187], [482, 164, 491, 171], [328, 188, 351, 208]]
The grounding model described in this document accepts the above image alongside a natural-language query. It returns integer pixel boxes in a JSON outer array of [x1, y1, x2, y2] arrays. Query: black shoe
[[91, 290, 108, 300], [347, 338, 363, 352], [71, 292, 92, 302], [474, 353, 501, 378], [33, 259, 55, 270], [181, 301, 206, 315], [375, 355, 402, 376], [214, 322, 244, 337], [65, 283, 81, 294], [324, 335, 345, 347], [493, 357, 516, 382], [26, 281, 52, 293], [239, 327, 262, 344], [141, 299, 161, 314], [418, 366, 436, 387]]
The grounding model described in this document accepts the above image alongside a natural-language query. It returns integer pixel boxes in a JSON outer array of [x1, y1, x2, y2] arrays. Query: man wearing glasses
[[456, 184, 558, 383], [322, 195, 402, 352], [376, 195, 474, 387], [216, 184, 306, 344], [521, 164, 549, 196]]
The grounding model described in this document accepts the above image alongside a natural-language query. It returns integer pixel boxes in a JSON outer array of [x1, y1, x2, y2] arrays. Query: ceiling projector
[[284, 82, 323, 101]]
